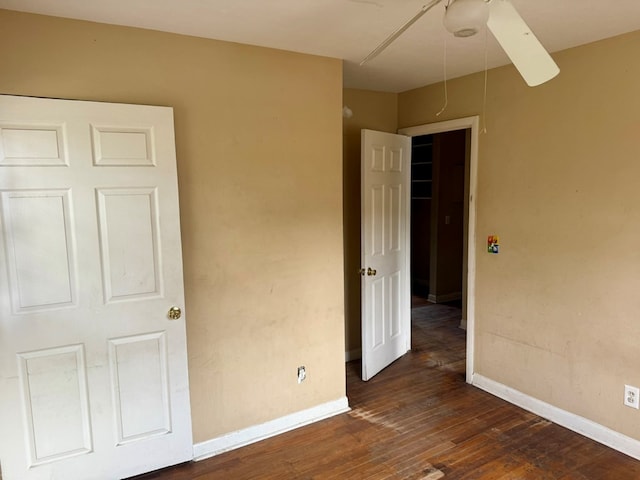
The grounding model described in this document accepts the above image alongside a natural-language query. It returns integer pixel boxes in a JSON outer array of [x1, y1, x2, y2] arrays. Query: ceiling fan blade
[[360, 0, 444, 66], [487, 0, 559, 86]]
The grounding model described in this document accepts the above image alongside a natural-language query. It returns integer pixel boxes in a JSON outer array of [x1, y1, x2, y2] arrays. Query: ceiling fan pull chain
[[436, 36, 448, 117], [481, 26, 488, 134]]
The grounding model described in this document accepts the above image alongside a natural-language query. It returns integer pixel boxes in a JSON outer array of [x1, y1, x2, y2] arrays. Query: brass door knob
[[168, 306, 182, 320], [367, 267, 377, 276]]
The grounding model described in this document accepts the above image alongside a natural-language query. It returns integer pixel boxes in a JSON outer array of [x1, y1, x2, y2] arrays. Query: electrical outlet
[[624, 385, 639, 409], [297, 366, 306, 384]]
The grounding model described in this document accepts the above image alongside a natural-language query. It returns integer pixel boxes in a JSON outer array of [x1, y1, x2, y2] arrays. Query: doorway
[[354, 117, 478, 383], [410, 129, 468, 318], [399, 116, 479, 383]]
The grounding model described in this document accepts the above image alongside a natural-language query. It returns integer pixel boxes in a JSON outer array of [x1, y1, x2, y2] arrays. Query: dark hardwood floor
[[132, 299, 640, 479]]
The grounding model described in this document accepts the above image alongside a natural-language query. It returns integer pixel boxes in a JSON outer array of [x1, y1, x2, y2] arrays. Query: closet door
[[0, 95, 193, 480]]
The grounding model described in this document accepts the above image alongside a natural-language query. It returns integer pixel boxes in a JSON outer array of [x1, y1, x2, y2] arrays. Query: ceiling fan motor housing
[[444, 0, 490, 37]]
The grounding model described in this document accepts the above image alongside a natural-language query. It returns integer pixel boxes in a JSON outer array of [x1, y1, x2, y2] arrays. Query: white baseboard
[[427, 292, 462, 304], [472, 374, 640, 461], [345, 348, 361, 362], [193, 396, 350, 461]]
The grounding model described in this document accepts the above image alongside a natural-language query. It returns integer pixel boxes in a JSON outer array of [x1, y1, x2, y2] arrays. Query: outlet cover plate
[[624, 384, 640, 409]]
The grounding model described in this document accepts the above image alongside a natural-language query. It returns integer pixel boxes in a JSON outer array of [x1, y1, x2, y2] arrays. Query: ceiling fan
[[360, 0, 560, 87]]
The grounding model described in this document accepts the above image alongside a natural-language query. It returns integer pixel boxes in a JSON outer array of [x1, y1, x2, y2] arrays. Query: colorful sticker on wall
[[488, 235, 499, 254]]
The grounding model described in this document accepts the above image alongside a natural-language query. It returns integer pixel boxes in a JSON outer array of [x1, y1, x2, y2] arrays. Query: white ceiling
[[1, 0, 639, 92]]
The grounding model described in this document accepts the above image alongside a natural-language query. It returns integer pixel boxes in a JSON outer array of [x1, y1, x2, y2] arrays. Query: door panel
[[361, 129, 411, 381], [2, 190, 77, 312], [91, 126, 155, 166], [109, 332, 171, 444], [0, 95, 192, 480], [97, 187, 162, 301], [0, 124, 67, 166], [18, 345, 92, 465]]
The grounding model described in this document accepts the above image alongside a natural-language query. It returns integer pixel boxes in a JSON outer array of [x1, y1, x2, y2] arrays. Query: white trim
[[473, 374, 640, 461], [345, 348, 362, 362], [427, 292, 462, 304], [399, 115, 479, 385], [192, 397, 350, 461]]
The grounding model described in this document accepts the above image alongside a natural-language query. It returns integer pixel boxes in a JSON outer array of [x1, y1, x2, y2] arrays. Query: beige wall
[[0, 9, 345, 442], [5, 3, 640, 450], [399, 30, 640, 439], [342, 89, 398, 355]]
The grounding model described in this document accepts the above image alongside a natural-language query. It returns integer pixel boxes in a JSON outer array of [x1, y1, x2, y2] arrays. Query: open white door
[[0, 95, 193, 480], [361, 129, 411, 381]]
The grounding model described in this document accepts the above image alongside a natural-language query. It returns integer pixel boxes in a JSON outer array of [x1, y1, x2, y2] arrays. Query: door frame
[[399, 116, 479, 384]]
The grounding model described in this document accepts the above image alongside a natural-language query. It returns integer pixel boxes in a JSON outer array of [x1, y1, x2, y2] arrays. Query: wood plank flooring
[[131, 301, 640, 479]]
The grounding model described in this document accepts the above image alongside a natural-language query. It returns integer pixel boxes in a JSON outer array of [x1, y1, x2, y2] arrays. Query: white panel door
[[361, 129, 411, 381], [0, 95, 193, 480]]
